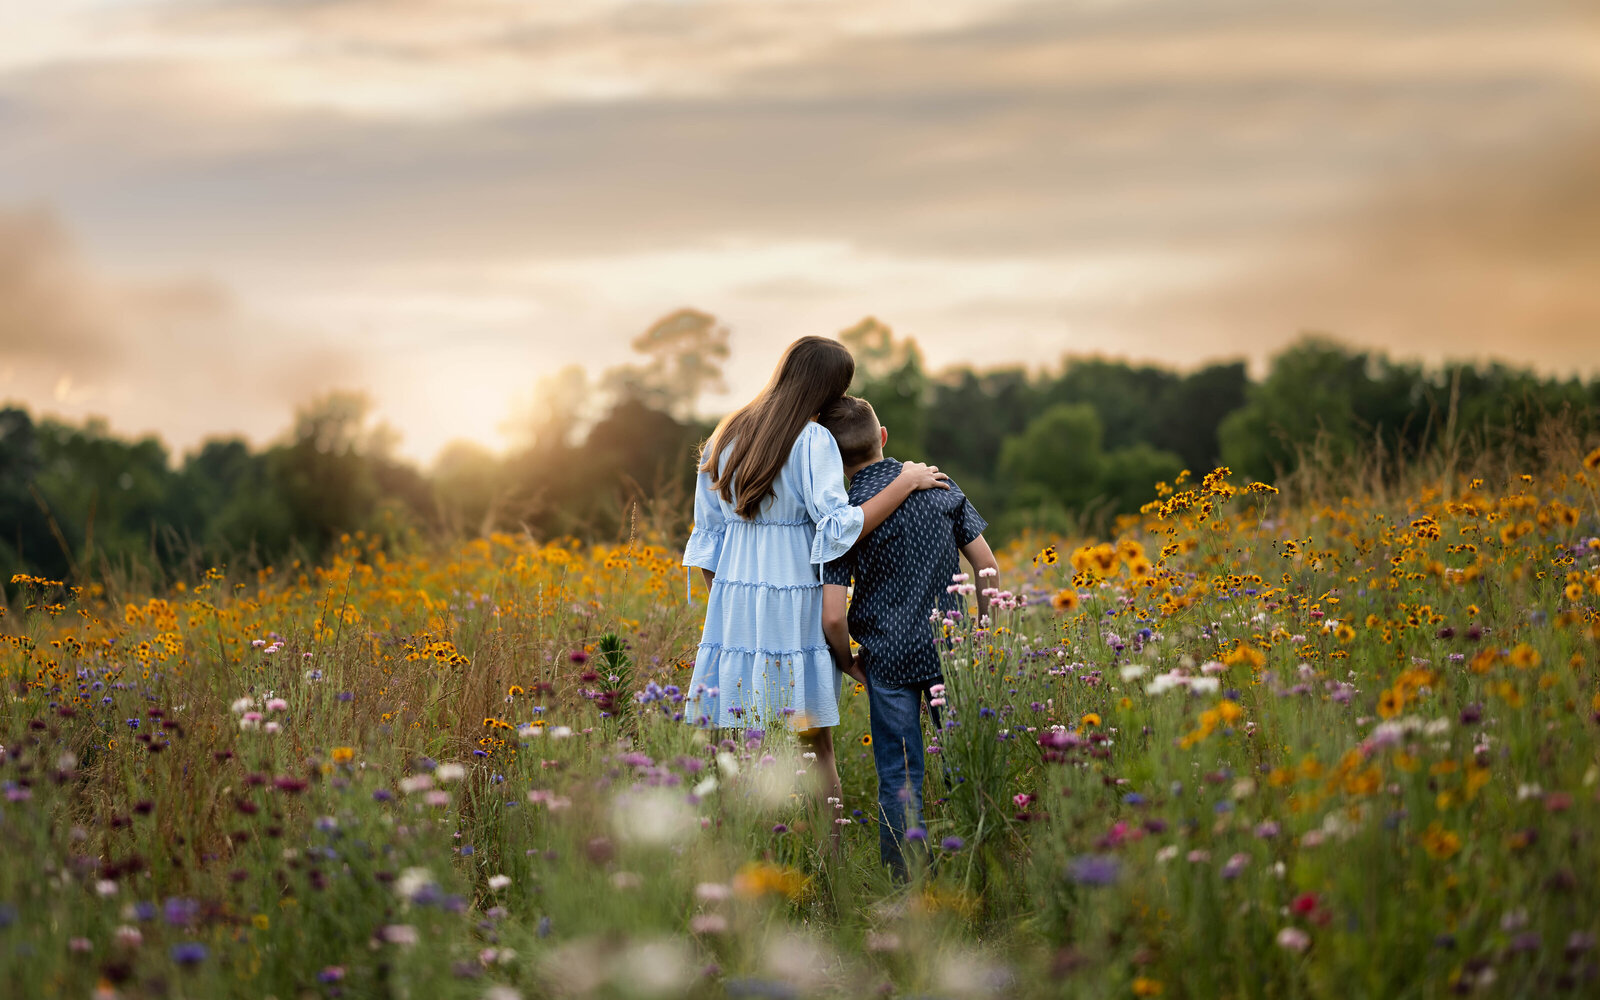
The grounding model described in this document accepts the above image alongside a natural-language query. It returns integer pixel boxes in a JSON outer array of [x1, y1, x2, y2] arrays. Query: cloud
[[1074, 127, 1600, 375], [0, 206, 364, 455], [1, 0, 1598, 465], [2, 0, 1024, 117], [5, 0, 1592, 272], [0, 208, 122, 374], [14, 1, 1591, 120]]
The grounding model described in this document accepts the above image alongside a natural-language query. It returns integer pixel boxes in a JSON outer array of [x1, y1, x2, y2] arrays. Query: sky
[[2, 0, 1598, 465]]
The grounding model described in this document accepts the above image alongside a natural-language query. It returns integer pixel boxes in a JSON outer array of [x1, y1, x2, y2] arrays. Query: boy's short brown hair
[[818, 395, 881, 468]]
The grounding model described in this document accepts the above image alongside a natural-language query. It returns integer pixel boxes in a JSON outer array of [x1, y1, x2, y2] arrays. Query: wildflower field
[[6, 449, 1600, 1000]]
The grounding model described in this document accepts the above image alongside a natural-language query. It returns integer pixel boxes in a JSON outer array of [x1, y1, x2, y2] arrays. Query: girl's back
[[684, 422, 862, 729]]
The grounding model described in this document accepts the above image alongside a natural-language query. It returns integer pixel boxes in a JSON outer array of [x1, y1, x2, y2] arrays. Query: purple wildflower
[[163, 897, 199, 927], [1068, 855, 1120, 886], [170, 942, 208, 966], [1508, 932, 1542, 954]]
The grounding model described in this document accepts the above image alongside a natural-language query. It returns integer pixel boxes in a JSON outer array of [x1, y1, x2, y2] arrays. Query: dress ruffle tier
[[683, 422, 864, 730]]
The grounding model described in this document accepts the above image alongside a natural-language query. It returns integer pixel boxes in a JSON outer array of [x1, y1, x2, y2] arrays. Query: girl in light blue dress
[[683, 336, 947, 826]]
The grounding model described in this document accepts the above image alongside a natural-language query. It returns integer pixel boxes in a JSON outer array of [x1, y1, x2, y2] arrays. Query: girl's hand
[[897, 461, 951, 491]]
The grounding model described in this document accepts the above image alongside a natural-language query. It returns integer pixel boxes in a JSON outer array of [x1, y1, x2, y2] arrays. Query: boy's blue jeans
[[865, 676, 940, 880]]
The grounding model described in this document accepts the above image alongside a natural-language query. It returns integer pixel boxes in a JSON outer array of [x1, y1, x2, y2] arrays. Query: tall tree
[[174, 438, 293, 564], [925, 367, 1039, 479], [1046, 359, 1178, 452], [271, 391, 386, 552], [998, 403, 1106, 508], [839, 317, 928, 461], [0, 408, 57, 583], [1149, 362, 1250, 473], [1219, 337, 1375, 477], [603, 308, 730, 421]]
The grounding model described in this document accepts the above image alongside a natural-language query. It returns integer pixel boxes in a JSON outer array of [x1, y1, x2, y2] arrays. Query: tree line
[[5, 311, 1598, 588]]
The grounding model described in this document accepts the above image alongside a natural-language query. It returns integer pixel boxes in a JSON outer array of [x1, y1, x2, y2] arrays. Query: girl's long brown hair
[[701, 336, 855, 519]]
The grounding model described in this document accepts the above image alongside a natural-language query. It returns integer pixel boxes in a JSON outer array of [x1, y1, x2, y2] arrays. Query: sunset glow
[[3, 0, 1597, 464]]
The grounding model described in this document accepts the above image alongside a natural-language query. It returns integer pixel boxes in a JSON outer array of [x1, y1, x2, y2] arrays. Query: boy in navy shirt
[[818, 395, 997, 879]]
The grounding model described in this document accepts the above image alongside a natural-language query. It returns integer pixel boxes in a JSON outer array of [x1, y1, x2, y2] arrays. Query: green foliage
[[1219, 336, 1391, 476], [1097, 443, 1185, 513], [924, 367, 1033, 458], [995, 405, 1182, 528], [1146, 361, 1250, 472], [1217, 335, 1600, 480], [998, 403, 1105, 508], [8, 324, 1600, 588]]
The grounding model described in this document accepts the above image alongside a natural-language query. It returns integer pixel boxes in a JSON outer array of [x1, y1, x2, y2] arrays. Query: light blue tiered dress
[[683, 421, 865, 730]]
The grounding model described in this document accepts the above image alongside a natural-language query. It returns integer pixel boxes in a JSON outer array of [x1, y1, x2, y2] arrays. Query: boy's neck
[[843, 452, 888, 479]]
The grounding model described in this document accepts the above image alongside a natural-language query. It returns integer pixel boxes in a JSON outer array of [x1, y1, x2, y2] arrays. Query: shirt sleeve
[[799, 424, 865, 565], [822, 548, 854, 587], [682, 468, 727, 571], [948, 482, 988, 546]]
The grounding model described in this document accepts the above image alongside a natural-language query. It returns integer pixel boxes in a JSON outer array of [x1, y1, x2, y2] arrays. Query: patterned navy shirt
[[822, 458, 988, 687]]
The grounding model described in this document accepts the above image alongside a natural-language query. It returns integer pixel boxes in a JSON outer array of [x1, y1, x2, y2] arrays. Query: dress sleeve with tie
[[682, 465, 728, 571], [798, 423, 865, 565]]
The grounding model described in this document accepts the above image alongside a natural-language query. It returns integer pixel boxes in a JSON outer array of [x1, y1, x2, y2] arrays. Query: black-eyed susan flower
[[1223, 645, 1266, 670], [1377, 688, 1403, 718], [1090, 544, 1119, 575], [1420, 822, 1462, 860]]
